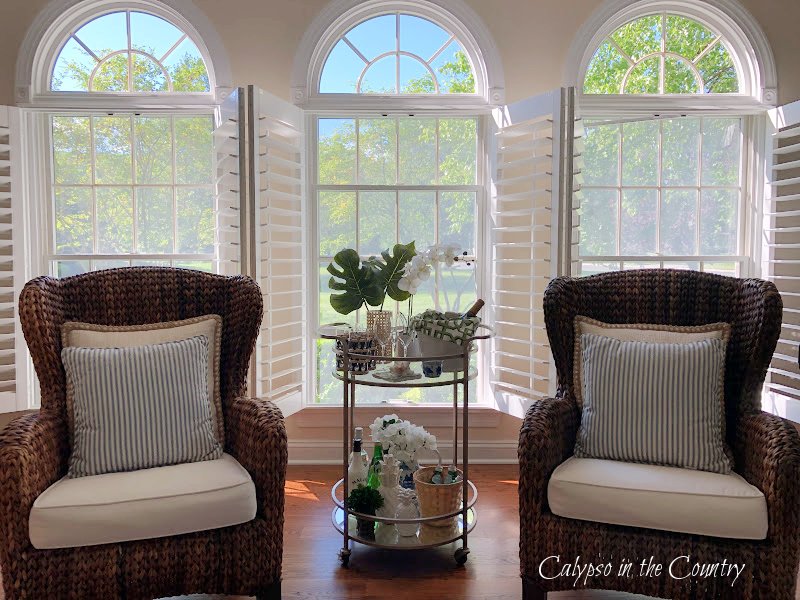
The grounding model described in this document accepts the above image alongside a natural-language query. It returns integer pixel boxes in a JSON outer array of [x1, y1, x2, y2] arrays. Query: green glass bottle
[[367, 443, 383, 489]]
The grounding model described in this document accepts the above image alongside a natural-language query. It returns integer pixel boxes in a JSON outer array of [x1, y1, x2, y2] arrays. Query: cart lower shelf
[[331, 506, 477, 550]]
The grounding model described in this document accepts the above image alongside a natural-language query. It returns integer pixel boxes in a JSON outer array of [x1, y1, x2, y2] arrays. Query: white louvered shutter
[[765, 100, 800, 401], [0, 107, 24, 413], [249, 87, 306, 417], [214, 88, 244, 276], [490, 88, 579, 417]]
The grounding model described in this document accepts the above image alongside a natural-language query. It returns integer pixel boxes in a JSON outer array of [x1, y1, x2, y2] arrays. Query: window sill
[[762, 391, 800, 425], [292, 404, 503, 428]]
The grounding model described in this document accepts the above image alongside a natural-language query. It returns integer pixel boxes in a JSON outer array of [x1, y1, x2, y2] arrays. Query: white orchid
[[397, 244, 461, 296]]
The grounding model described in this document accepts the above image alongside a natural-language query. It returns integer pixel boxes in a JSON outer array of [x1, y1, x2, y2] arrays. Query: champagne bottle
[[447, 464, 460, 484], [461, 299, 484, 318], [431, 466, 444, 484], [367, 443, 383, 489]]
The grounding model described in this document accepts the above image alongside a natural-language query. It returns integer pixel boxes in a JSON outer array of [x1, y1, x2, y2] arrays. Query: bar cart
[[320, 325, 492, 567]]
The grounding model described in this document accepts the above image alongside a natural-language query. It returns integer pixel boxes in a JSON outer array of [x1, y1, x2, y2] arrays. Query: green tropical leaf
[[327, 249, 384, 315], [369, 241, 417, 302]]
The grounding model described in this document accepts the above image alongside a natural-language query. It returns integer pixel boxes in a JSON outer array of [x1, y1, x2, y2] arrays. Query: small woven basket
[[413, 465, 464, 527]]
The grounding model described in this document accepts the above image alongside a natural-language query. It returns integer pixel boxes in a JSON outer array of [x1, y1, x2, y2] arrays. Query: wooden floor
[[2, 464, 799, 599]]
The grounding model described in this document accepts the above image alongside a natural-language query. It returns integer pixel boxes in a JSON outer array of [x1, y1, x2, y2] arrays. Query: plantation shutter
[[766, 100, 800, 401], [248, 87, 306, 417], [214, 88, 244, 276], [490, 88, 579, 417], [0, 107, 24, 413]]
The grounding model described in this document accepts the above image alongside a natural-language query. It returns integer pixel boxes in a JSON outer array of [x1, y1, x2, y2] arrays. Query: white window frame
[[308, 110, 490, 407], [300, 0, 501, 410], [578, 112, 755, 277], [12, 0, 226, 410], [566, 0, 778, 109], [291, 0, 506, 110], [569, 0, 776, 279], [18, 0, 230, 107], [45, 108, 218, 277]]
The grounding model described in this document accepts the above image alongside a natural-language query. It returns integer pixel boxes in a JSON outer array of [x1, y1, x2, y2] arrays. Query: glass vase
[[367, 310, 393, 360]]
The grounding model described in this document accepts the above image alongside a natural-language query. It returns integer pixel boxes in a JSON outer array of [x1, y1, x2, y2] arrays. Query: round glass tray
[[331, 506, 476, 550], [331, 366, 478, 388]]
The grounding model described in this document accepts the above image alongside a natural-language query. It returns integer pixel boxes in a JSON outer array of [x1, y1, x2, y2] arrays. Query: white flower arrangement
[[369, 414, 438, 467], [397, 243, 463, 295]]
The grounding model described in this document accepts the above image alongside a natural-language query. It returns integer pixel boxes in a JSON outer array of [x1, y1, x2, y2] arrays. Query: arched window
[[25, 1, 221, 277], [303, 0, 499, 404], [572, 2, 772, 279], [51, 10, 210, 93], [319, 13, 476, 94], [584, 13, 740, 95]]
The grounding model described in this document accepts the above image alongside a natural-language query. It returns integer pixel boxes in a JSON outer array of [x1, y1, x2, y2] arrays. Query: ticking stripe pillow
[[575, 334, 732, 474], [62, 335, 222, 478]]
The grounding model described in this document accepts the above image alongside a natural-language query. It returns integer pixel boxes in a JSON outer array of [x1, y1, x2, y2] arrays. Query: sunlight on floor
[[284, 480, 323, 501], [499, 480, 519, 485]]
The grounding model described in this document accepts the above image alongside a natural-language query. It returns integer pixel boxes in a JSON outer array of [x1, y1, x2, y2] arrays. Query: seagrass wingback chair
[[0, 267, 287, 600], [519, 269, 800, 600]]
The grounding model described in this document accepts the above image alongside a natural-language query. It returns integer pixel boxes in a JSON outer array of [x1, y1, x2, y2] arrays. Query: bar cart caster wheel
[[339, 548, 351, 567], [454, 548, 469, 565]]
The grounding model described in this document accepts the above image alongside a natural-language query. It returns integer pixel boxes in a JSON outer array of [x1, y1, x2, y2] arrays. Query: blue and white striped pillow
[[62, 335, 222, 478], [575, 333, 732, 474]]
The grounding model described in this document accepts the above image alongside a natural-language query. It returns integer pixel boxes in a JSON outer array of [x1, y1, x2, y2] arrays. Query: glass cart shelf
[[331, 367, 478, 388]]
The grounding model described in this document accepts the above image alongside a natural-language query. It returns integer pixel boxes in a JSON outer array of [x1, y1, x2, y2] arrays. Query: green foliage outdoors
[[584, 14, 739, 94], [580, 116, 741, 262], [52, 48, 214, 276], [52, 47, 209, 92]]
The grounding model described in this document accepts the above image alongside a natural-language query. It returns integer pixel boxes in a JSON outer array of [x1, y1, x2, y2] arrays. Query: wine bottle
[[461, 299, 484, 318], [347, 437, 368, 490], [367, 443, 383, 489], [349, 427, 369, 467]]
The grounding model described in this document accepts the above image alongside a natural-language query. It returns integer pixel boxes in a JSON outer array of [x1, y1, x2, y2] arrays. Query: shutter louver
[[214, 88, 244, 276], [490, 90, 566, 417], [250, 87, 306, 417], [766, 101, 800, 401]]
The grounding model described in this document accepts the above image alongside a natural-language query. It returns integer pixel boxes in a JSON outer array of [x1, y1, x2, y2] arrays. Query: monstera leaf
[[368, 241, 417, 303], [327, 249, 384, 315]]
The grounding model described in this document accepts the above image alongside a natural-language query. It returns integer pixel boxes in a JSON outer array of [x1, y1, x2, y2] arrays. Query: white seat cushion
[[548, 457, 768, 540], [30, 453, 256, 549]]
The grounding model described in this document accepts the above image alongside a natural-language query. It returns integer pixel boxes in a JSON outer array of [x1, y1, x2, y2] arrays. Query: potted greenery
[[345, 484, 384, 539]]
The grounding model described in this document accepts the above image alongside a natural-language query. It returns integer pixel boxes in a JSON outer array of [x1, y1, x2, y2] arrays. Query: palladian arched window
[[51, 9, 211, 93], [584, 13, 740, 95], [308, 3, 493, 404], [32, 2, 219, 277], [319, 13, 476, 94], [575, 7, 760, 278]]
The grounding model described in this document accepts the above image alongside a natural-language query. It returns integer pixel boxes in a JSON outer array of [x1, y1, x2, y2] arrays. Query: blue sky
[[319, 13, 469, 94], [52, 10, 205, 91]]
